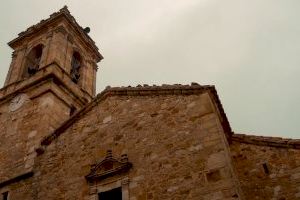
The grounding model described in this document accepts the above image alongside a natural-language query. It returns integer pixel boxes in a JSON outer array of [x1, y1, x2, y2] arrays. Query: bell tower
[[4, 6, 103, 104], [0, 6, 102, 188]]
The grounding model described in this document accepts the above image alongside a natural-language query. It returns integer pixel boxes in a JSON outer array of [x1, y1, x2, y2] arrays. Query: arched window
[[70, 51, 81, 84], [24, 44, 44, 77]]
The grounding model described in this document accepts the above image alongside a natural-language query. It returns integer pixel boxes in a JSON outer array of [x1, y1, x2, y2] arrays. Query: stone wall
[[2, 80, 300, 199], [230, 134, 300, 200], [0, 91, 69, 189], [35, 91, 242, 200], [0, 173, 34, 200]]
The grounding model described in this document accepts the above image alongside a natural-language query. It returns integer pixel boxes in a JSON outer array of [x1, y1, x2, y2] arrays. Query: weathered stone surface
[[0, 6, 102, 199], [1, 6, 299, 200], [231, 135, 300, 200], [35, 94, 240, 200]]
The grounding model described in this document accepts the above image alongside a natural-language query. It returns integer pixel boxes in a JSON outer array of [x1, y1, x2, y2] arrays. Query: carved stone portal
[[86, 150, 132, 182]]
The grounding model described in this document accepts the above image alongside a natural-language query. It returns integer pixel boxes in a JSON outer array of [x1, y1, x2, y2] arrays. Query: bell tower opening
[[70, 51, 81, 84], [23, 44, 44, 78]]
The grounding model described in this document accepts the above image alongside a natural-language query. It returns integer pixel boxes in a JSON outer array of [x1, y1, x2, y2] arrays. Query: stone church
[[0, 6, 299, 200]]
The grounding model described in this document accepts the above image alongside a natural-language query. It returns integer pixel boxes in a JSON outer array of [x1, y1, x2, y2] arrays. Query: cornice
[[232, 133, 300, 149], [86, 150, 132, 182], [0, 62, 92, 106], [0, 171, 33, 188]]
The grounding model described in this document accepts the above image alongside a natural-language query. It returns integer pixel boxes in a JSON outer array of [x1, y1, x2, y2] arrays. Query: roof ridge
[[103, 82, 212, 90]]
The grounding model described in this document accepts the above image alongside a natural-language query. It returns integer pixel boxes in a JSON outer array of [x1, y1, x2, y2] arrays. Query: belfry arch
[[23, 44, 44, 78], [70, 51, 82, 84]]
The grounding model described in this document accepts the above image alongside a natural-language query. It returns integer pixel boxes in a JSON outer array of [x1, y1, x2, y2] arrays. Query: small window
[[2, 191, 8, 200], [98, 187, 122, 200], [262, 163, 269, 174], [70, 51, 81, 84], [69, 106, 76, 116]]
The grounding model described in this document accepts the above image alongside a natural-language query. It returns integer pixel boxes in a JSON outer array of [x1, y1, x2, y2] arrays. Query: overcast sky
[[0, 0, 299, 138]]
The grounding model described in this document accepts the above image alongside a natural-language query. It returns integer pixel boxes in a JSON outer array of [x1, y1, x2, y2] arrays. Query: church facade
[[0, 7, 299, 200]]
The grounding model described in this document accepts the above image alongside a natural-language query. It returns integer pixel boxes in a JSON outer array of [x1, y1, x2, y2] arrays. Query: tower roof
[[8, 6, 103, 62]]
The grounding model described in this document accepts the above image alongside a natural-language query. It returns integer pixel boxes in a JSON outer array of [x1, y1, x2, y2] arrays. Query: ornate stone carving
[[86, 150, 132, 182], [67, 35, 74, 44], [54, 26, 68, 36], [46, 31, 53, 39]]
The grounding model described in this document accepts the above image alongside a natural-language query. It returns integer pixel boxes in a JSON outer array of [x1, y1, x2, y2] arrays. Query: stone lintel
[[0, 171, 33, 189]]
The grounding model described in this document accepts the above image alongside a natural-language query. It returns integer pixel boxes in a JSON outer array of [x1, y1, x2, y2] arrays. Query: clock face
[[9, 93, 28, 112]]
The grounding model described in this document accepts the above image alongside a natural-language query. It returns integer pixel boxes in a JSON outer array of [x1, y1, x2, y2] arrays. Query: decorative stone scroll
[[86, 150, 132, 182], [54, 26, 68, 36]]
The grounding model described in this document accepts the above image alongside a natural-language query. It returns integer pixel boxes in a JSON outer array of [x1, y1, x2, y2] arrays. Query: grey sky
[[0, 0, 299, 138]]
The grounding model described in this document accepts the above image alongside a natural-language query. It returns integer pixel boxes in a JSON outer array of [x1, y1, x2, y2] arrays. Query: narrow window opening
[[24, 44, 44, 77], [2, 191, 8, 200], [206, 169, 221, 182], [69, 106, 76, 116], [262, 163, 269, 174], [98, 187, 122, 200], [70, 51, 81, 84]]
